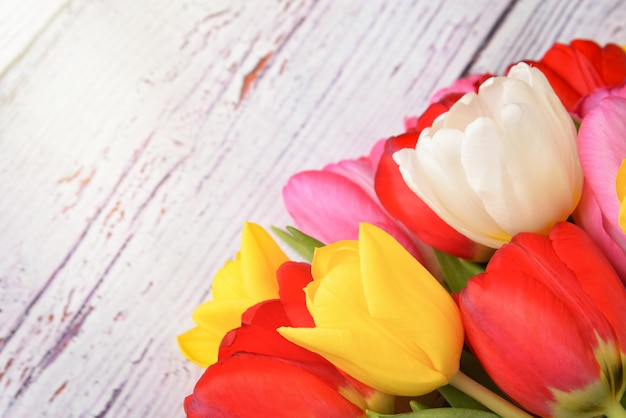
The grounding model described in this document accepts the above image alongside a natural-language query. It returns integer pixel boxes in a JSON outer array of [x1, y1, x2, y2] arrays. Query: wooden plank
[[0, 0, 624, 416], [468, 0, 626, 74]]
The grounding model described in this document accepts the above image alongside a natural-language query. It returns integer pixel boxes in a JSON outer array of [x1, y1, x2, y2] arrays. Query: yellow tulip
[[279, 222, 463, 396], [618, 159, 626, 234], [177, 222, 289, 367]]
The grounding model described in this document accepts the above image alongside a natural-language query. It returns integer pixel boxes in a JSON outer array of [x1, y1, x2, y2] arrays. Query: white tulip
[[393, 63, 582, 248]]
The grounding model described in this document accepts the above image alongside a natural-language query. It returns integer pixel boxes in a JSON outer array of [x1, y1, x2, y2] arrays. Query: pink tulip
[[573, 85, 626, 282], [282, 140, 430, 264]]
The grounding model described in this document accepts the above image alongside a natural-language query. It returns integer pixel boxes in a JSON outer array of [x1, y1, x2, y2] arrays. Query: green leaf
[[434, 249, 485, 293], [366, 408, 500, 418], [271, 225, 324, 262]]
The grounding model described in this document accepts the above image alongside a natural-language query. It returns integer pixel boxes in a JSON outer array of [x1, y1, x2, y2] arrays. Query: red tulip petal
[[548, 223, 626, 349], [277, 261, 315, 328], [541, 41, 604, 95], [600, 44, 626, 86], [484, 229, 615, 343], [219, 300, 323, 365], [516, 41, 626, 111], [460, 268, 601, 416], [185, 354, 365, 418]]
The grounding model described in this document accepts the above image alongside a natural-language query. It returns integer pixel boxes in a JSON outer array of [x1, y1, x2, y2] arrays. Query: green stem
[[449, 371, 533, 418], [605, 401, 626, 418]]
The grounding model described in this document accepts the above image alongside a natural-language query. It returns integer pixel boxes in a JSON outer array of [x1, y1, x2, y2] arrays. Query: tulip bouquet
[[178, 40, 626, 417]]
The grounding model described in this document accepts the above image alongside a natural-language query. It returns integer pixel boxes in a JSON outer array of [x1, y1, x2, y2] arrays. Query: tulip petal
[[576, 95, 626, 279], [376, 133, 486, 259], [238, 222, 289, 298], [618, 160, 626, 233], [395, 127, 508, 248], [358, 223, 463, 377], [184, 354, 365, 418], [177, 326, 216, 366], [212, 222, 287, 300], [277, 261, 315, 327], [284, 170, 422, 260], [461, 102, 575, 235], [178, 222, 288, 367], [183, 299, 254, 366], [484, 228, 615, 344], [577, 97, 626, 217], [219, 300, 326, 366], [548, 223, 626, 349], [541, 41, 604, 95], [574, 186, 626, 282], [460, 268, 601, 417], [278, 327, 447, 397]]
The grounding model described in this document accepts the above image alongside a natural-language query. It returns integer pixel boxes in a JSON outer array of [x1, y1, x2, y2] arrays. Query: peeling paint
[[61, 289, 75, 322], [57, 167, 83, 184], [0, 358, 13, 383], [48, 381, 67, 403], [238, 52, 273, 104]]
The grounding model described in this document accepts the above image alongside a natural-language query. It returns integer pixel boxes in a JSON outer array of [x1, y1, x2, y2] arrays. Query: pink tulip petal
[[576, 94, 626, 281], [578, 96, 626, 223], [283, 170, 422, 261]]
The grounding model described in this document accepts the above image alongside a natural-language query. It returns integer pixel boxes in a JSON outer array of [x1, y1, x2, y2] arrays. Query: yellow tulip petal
[[617, 160, 626, 233], [211, 254, 244, 299], [179, 299, 254, 366], [177, 326, 217, 367], [359, 223, 464, 376], [178, 222, 288, 367], [212, 223, 287, 300], [311, 240, 359, 281], [191, 299, 253, 331], [278, 326, 448, 396], [306, 266, 385, 335], [359, 223, 453, 317], [241, 222, 289, 297]]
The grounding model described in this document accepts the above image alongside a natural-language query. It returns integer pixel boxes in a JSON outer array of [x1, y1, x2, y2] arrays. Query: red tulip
[[375, 74, 493, 261], [519, 39, 626, 112], [184, 262, 394, 418], [459, 222, 626, 417]]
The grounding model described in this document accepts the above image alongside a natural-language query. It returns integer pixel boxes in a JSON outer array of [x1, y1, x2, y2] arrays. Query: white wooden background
[[0, 1, 624, 416]]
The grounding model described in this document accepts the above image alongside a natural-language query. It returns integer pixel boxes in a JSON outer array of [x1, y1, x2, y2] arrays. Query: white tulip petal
[[395, 130, 508, 248], [462, 105, 572, 236]]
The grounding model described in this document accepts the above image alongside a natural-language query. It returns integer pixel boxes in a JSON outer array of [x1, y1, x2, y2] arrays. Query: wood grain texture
[[0, 0, 624, 416]]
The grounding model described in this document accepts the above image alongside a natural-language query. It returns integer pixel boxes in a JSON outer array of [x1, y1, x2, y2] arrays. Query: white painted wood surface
[[0, 1, 624, 416]]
